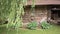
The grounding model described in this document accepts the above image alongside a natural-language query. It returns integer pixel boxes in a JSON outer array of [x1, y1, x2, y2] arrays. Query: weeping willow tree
[[0, 0, 27, 34], [0, 0, 11, 24], [0, 0, 27, 27], [0, 0, 35, 34]]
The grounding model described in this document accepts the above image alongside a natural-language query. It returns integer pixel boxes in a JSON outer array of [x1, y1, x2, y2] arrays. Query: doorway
[[51, 8, 60, 20]]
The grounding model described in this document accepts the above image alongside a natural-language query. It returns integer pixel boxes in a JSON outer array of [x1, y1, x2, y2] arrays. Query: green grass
[[0, 24, 60, 34]]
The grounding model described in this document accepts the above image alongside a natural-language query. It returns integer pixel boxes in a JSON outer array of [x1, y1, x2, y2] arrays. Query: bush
[[41, 21, 51, 29], [27, 21, 38, 30]]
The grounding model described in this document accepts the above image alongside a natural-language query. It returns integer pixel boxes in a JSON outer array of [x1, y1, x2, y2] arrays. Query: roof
[[25, 0, 60, 6]]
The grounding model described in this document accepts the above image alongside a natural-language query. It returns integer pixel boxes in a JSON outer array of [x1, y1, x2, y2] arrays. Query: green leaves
[[31, 0, 35, 16], [0, 0, 11, 25], [0, 0, 27, 34], [27, 21, 38, 30], [41, 21, 51, 29], [31, 0, 35, 8]]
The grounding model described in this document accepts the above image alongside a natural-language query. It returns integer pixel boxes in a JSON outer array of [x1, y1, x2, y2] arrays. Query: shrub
[[41, 21, 51, 29], [27, 21, 38, 30]]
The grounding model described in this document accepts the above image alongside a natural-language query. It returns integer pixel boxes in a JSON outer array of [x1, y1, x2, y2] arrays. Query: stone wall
[[22, 6, 48, 23]]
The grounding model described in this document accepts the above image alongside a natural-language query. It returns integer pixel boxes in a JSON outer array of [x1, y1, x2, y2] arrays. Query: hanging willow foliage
[[0, 0, 35, 34], [0, 0, 11, 24], [31, 0, 35, 16], [6, 0, 27, 29], [31, 0, 35, 8], [0, 0, 27, 34]]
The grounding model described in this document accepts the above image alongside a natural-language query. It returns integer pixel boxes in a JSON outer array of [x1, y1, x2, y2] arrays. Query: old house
[[22, 0, 60, 24]]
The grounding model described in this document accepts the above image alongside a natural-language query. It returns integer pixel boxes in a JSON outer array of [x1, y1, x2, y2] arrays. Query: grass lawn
[[0, 24, 60, 34]]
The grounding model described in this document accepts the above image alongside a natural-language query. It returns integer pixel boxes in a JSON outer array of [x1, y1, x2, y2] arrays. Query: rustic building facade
[[22, 0, 60, 24]]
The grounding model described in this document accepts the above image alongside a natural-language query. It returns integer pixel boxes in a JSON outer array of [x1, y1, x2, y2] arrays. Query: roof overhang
[[25, 0, 60, 6]]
